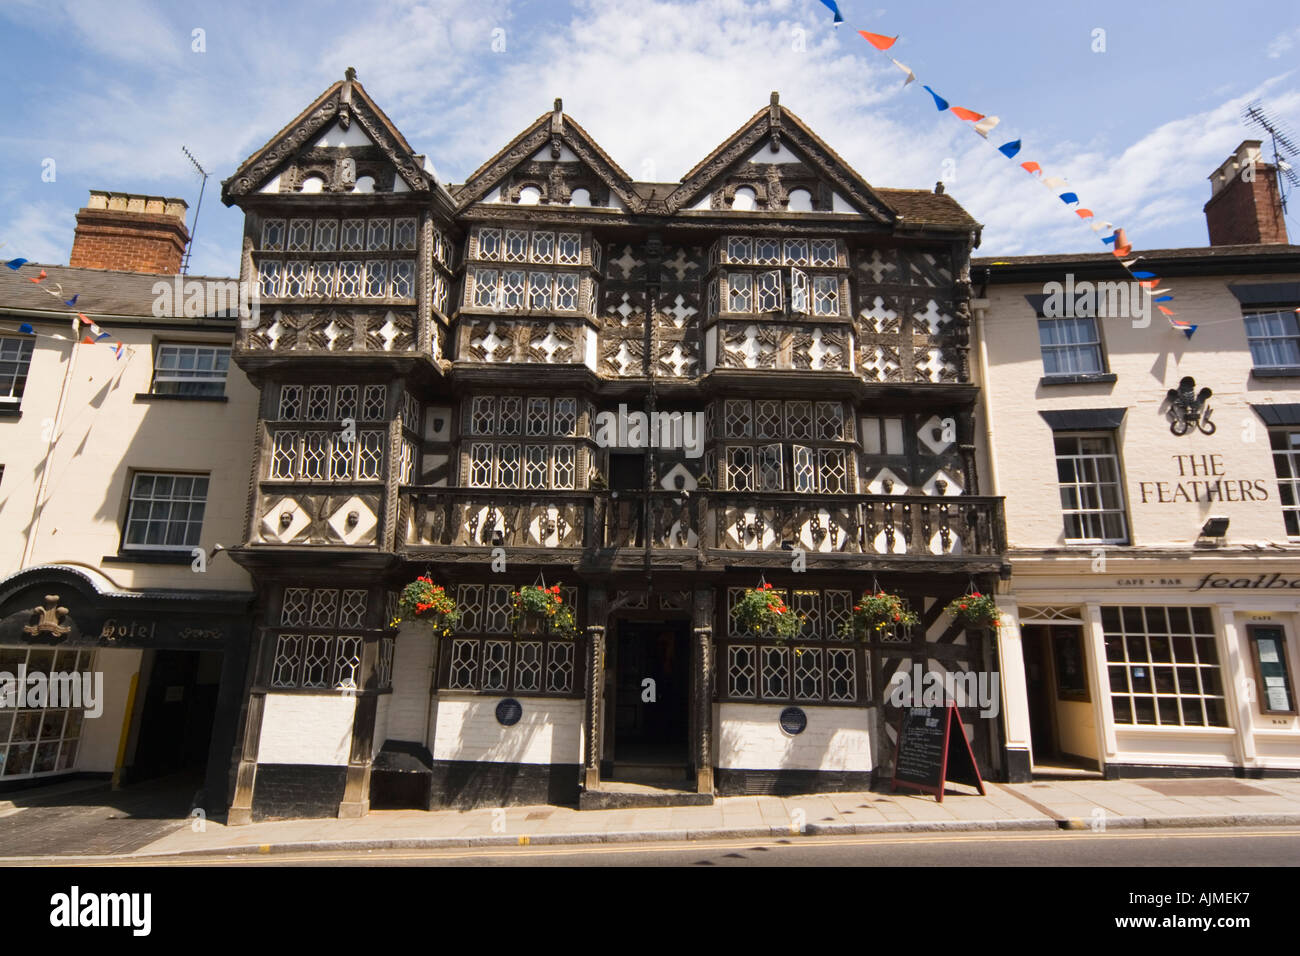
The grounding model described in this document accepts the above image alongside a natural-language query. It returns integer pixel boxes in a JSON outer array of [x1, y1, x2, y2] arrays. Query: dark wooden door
[[613, 621, 690, 763]]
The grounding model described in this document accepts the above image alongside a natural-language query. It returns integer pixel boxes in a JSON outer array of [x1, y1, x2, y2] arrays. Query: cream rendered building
[[0, 193, 258, 810], [974, 145, 1300, 779]]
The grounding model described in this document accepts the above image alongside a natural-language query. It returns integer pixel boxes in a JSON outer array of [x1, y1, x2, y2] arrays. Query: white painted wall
[[430, 693, 583, 764], [714, 702, 875, 771], [979, 274, 1300, 549], [1, 322, 257, 593], [77, 648, 142, 773], [257, 693, 356, 765]]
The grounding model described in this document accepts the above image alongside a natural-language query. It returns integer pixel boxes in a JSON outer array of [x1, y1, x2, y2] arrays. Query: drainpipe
[[971, 268, 1002, 500]]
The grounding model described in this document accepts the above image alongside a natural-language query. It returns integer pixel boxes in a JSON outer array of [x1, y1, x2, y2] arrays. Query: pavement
[[4, 774, 1300, 861]]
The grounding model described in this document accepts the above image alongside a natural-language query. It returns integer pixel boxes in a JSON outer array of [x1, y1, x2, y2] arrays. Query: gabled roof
[[662, 93, 898, 222], [454, 99, 642, 211], [222, 68, 435, 203]]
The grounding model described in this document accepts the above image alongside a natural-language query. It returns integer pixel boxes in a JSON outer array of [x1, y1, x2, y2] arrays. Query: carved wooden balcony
[[704, 493, 1005, 562], [405, 489, 591, 553], [400, 488, 1006, 570]]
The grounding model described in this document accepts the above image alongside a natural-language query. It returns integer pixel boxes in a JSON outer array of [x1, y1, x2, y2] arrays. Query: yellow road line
[[19, 826, 1300, 867]]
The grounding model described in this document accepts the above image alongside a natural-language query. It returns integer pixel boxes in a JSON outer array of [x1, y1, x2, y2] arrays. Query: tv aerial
[[1242, 100, 1300, 215], [180, 145, 210, 274]]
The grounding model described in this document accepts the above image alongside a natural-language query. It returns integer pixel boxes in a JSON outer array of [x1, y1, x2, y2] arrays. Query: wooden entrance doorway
[[609, 620, 690, 781], [1022, 624, 1101, 774]]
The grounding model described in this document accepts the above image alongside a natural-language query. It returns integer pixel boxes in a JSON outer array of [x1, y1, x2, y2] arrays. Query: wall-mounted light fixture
[[1200, 516, 1230, 538]]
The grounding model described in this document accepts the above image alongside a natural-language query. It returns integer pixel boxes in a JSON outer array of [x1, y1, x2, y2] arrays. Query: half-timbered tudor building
[[220, 70, 1009, 822]]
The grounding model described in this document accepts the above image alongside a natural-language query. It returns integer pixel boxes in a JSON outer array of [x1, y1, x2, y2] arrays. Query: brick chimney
[[69, 190, 190, 274], [1204, 141, 1289, 246]]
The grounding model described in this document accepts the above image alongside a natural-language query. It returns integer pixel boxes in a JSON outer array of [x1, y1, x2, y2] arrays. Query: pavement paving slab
[[3, 774, 1300, 861]]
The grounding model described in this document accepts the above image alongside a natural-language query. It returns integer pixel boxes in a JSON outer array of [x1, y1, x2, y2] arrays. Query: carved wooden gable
[[455, 100, 640, 212], [222, 70, 432, 202], [664, 94, 894, 221]]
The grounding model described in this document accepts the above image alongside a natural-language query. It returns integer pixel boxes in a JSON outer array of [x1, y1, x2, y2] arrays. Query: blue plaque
[[779, 706, 807, 735], [496, 698, 523, 726]]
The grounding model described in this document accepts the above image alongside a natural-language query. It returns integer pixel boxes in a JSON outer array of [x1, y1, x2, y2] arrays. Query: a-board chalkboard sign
[[890, 702, 986, 803]]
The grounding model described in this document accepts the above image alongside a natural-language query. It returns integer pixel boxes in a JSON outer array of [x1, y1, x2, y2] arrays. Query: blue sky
[[1, 0, 1298, 277]]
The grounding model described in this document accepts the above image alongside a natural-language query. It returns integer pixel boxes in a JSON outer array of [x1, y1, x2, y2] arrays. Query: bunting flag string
[[818, 3, 1195, 337], [2, 250, 133, 358], [820, 0, 845, 25]]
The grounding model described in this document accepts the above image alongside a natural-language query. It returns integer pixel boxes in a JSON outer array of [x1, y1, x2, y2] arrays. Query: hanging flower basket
[[731, 584, 802, 641], [394, 576, 460, 637], [943, 591, 1000, 629], [511, 584, 578, 638], [843, 590, 920, 640]]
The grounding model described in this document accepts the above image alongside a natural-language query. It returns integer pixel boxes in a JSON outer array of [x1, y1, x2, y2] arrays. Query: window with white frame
[[1054, 432, 1128, 543], [462, 395, 580, 490], [0, 337, 35, 404], [151, 344, 230, 397], [1244, 309, 1300, 369], [257, 215, 417, 300], [717, 399, 853, 493], [1270, 428, 1300, 537], [1038, 316, 1105, 376], [710, 236, 844, 318], [467, 226, 588, 315], [123, 472, 208, 551], [275, 383, 386, 422], [1101, 605, 1227, 727], [267, 429, 386, 481], [473, 226, 584, 265]]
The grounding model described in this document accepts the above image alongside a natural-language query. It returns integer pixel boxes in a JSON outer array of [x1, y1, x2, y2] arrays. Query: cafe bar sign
[[1111, 573, 1300, 591]]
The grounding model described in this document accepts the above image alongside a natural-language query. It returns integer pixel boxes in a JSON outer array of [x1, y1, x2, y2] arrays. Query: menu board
[[890, 702, 986, 803], [1248, 627, 1295, 715]]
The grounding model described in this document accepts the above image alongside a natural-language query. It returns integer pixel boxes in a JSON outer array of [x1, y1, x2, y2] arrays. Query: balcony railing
[[402, 488, 1006, 560]]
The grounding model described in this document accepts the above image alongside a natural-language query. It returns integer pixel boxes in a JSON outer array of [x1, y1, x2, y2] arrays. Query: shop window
[[0, 647, 95, 777], [1101, 606, 1228, 727], [1054, 432, 1128, 544]]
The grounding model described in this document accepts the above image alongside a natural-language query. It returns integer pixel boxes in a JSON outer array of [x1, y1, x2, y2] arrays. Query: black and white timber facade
[[219, 71, 1009, 821]]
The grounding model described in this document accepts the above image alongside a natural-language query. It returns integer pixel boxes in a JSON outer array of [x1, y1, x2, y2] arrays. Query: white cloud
[[1266, 27, 1300, 58], [1, 199, 77, 266]]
